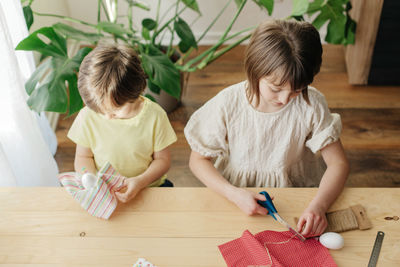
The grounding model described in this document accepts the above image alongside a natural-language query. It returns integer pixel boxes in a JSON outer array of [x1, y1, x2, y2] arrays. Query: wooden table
[[0, 188, 399, 266]]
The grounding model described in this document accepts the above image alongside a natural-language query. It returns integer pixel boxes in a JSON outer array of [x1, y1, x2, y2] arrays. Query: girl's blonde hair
[[78, 44, 147, 113], [244, 19, 323, 105]]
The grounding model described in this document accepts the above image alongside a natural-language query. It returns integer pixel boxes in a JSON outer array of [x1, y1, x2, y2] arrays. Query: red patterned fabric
[[219, 230, 337, 267]]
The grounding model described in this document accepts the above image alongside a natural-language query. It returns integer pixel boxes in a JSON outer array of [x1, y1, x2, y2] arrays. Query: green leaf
[[181, 0, 201, 14], [326, 0, 346, 14], [142, 27, 150, 40], [25, 59, 51, 95], [344, 17, 356, 44], [142, 18, 157, 31], [15, 27, 67, 58], [53, 23, 103, 44], [68, 47, 92, 114], [311, 6, 330, 30], [292, 15, 305, 21], [234, 0, 244, 8], [307, 0, 324, 15], [27, 70, 68, 113], [292, 0, 309, 16], [67, 75, 83, 116], [141, 46, 181, 99], [174, 17, 197, 50], [39, 53, 49, 62], [178, 40, 191, 53], [71, 46, 93, 67], [325, 13, 346, 44], [147, 79, 161, 94], [22, 5, 33, 30], [342, 1, 355, 45], [97, 21, 131, 38], [328, 0, 348, 8], [144, 94, 156, 102], [308, 0, 354, 45], [26, 47, 92, 114], [254, 0, 274, 16]]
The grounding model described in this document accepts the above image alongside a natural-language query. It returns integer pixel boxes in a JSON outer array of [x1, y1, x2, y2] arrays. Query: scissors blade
[[275, 213, 306, 242]]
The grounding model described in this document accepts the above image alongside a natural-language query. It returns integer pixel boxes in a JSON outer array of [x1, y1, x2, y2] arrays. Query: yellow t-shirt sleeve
[[67, 108, 91, 148], [153, 109, 177, 152]]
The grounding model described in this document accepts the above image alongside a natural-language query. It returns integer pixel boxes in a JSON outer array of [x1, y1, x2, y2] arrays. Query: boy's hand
[[115, 178, 143, 203], [297, 203, 328, 237], [230, 188, 269, 216]]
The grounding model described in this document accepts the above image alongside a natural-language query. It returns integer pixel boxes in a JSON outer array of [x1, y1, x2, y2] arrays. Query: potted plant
[[17, 0, 355, 115]]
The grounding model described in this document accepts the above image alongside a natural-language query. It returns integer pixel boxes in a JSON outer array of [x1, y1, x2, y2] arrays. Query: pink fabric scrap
[[58, 162, 126, 219], [218, 230, 337, 267]]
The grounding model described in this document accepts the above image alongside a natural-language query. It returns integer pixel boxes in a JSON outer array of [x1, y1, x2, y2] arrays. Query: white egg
[[81, 173, 98, 189], [319, 232, 344, 250]]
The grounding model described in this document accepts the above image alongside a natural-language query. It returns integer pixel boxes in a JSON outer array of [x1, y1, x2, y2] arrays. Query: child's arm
[[74, 144, 97, 174], [115, 147, 171, 203], [297, 139, 350, 237], [189, 151, 268, 216]]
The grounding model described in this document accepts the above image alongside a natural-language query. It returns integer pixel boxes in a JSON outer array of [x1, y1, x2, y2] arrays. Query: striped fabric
[[59, 162, 126, 219]]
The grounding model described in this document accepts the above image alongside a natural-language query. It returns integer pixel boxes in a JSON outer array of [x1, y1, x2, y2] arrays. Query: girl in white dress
[[184, 19, 349, 237]]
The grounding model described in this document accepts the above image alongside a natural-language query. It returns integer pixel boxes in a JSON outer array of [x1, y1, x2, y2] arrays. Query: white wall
[[31, 0, 327, 45], [30, 0, 71, 32]]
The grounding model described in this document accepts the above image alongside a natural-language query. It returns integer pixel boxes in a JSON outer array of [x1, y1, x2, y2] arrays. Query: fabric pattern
[[59, 162, 126, 219], [133, 258, 157, 267], [184, 81, 342, 187], [219, 230, 337, 267]]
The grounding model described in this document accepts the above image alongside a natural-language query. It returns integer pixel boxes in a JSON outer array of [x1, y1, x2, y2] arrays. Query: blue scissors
[[257, 191, 306, 242]]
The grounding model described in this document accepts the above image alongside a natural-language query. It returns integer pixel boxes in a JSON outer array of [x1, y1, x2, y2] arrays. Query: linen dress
[[184, 81, 342, 187]]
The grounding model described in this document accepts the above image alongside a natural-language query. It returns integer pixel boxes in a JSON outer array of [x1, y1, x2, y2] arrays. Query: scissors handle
[[257, 191, 278, 220]]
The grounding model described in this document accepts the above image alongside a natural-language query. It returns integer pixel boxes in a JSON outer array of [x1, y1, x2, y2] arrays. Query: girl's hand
[[115, 178, 143, 203], [230, 188, 269, 216], [296, 203, 328, 237]]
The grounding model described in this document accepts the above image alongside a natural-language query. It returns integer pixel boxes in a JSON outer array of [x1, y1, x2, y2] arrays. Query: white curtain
[[0, 0, 59, 186]]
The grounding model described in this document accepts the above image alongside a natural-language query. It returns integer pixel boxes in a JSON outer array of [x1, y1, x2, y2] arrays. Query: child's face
[[258, 74, 302, 112], [102, 98, 142, 120]]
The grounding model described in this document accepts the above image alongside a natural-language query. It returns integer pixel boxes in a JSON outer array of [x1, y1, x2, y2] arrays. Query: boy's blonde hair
[[78, 44, 147, 112], [244, 19, 323, 105]]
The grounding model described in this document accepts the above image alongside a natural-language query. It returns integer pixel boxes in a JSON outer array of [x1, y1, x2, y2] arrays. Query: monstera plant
[[17, 0, 355, 115]]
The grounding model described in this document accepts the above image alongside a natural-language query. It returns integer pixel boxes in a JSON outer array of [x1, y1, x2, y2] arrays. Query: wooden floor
[[55, 45, 400, 187]]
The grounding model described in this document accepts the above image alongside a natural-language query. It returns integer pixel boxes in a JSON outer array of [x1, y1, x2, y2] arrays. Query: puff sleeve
[[305, 91, 342, 153], [184, 94, 228, 158], [153, 109, 177, 152]]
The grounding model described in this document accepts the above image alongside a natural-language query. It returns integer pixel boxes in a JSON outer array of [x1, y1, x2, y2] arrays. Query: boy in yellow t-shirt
[[68, 44, 177, 203]]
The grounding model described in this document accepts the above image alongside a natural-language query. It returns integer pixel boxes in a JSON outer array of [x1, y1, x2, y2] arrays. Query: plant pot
[[144, 86, 180, 113], [142, 47, 186, 113]]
